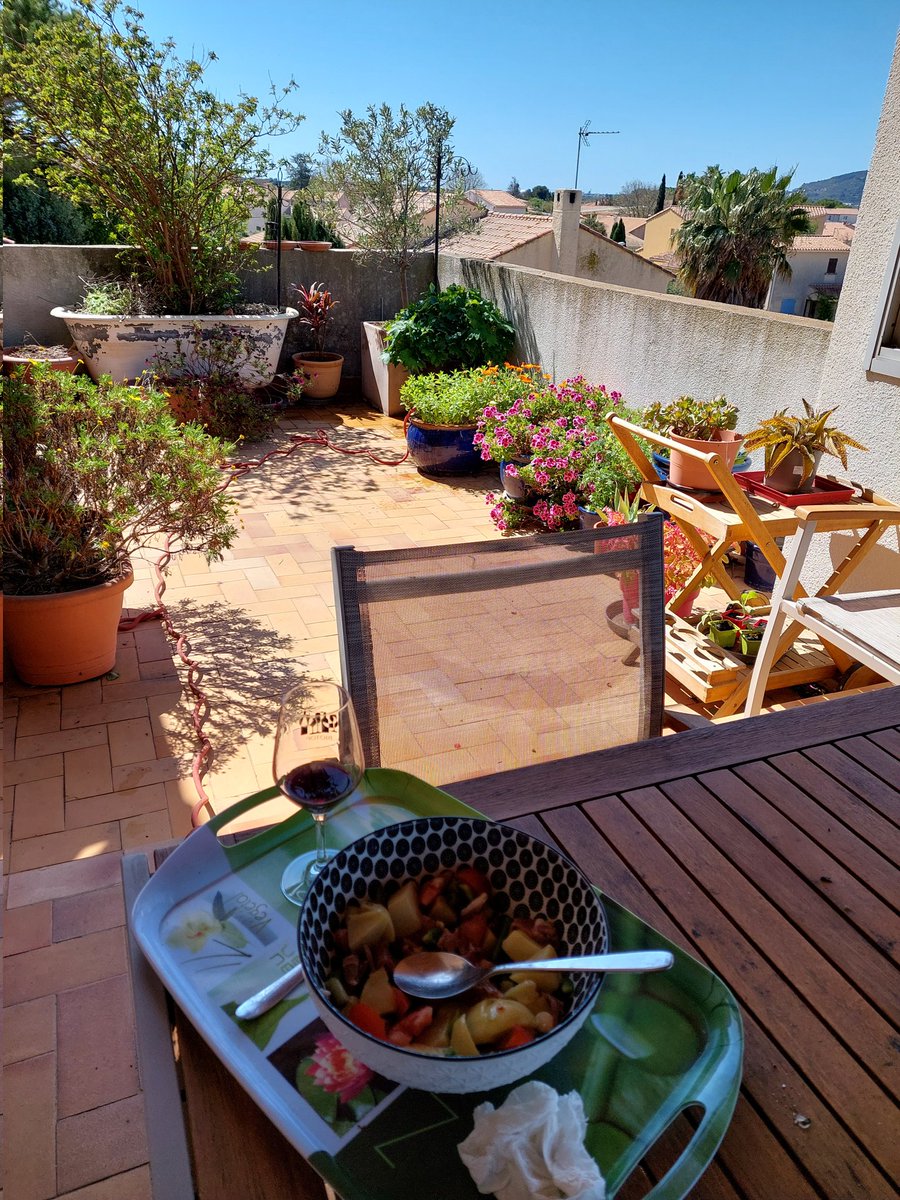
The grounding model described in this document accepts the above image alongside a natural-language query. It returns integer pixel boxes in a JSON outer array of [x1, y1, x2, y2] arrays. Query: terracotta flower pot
[[292, 352, 344, 400], [4, 563, 134, 686], [668, 430, 744, 490], [3, 349, 81, 381]]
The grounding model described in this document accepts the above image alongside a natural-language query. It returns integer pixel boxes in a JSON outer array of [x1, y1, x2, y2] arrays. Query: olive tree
[[7, 0, 302, 313], [317, 101, 471, 306]]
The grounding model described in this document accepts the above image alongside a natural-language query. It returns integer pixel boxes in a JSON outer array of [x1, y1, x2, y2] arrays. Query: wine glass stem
[[312, 811, 328, 871]]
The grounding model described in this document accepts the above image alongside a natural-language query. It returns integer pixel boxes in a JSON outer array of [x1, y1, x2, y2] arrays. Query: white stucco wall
[[767, 250, 849, 315], [814, 29, 900, 588], [440, 255, 831, 431]]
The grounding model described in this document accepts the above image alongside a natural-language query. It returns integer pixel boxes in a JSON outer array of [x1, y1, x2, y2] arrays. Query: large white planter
[[51, 308, 298, 386], [360, 320, 409, 418]]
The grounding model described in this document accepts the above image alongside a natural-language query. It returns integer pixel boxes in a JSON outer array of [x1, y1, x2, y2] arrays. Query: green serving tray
[[132, 768, 742, 1200]]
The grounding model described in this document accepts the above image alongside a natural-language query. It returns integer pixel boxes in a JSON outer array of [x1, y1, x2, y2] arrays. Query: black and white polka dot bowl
[[297, 816, 609, 1093]]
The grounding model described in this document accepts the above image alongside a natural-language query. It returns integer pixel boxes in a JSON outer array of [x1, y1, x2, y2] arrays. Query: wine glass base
[[281, 849, 337, 906]]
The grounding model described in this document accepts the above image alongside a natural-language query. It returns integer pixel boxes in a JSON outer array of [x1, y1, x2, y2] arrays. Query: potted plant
[[3, 339, 81, 380], [2, 368, 237, 685], [149, 323, 279, 442], [400, 368, 504, 476], [290, 282, 343, 399], [698, 610, 739, 649], [9, 1, 301, 384], [742, 399, 868, 494], [643, 394, 742, 490], [383, 284, 516, 375]]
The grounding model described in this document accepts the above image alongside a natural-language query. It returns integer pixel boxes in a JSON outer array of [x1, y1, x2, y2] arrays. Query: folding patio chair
[[331, 518, 669, 786], [745, 503, 900, 714]]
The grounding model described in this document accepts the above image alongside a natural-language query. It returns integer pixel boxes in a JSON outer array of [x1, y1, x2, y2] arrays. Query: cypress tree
[[673, 171, 685, 205], [654, 173, 667, 213]]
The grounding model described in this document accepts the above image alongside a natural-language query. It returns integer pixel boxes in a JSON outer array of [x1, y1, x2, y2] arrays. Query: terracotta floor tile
[[60, 699, 148, 731], [120, 809, 172, 851], [15, 694, 62, 738], [6, 852, 123, 909], [5, 752, 65, 788], [65, 782, 169, 830], [137, 658, 179, 681], [53, 883, 125, 941], [4, 1051, 57, 1199], [15, 726, 107, 761], [3, 901, 53, 955], [107, 718, 155, 768], [108, 645, 141, 683], [5, 926, 127, 1005], [132, 623, 171, 662], [56, 1093, 148, 1194], [96, 678, 182, 702], [10, 822, 121, 874], [111, 756, 183, 791], [55, 1165, 153, 1200], [4, 994, 57, 1064], [63, 745, 114, 801], [13, 775, 66, 840], [57, 974, 138, 1117]]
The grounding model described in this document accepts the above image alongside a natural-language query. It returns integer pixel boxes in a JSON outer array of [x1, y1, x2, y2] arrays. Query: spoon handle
[[491, 950, 673, 976]]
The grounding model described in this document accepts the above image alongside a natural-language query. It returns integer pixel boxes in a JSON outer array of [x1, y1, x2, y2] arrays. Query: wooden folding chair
[[745, 503, 900, 714]]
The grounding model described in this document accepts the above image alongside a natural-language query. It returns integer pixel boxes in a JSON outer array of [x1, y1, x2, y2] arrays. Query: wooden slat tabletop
[[128, 688, 899, 1199], [449, 688, 900, 1200]]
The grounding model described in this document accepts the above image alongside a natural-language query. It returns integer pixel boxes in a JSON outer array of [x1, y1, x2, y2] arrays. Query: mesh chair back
[[332, 517, 665, 786]]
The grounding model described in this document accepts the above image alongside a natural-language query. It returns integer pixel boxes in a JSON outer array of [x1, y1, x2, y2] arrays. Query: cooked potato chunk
[[501, 929, 543, 962], [451, 1014, 480, 1056], [502, 979, 550, 1014], [360, 967, 396, 1015], [465, 998, 536, 1045], [387, 881, 423, 938], [347, 903, 395, 952], [509, 942, 561, 992]]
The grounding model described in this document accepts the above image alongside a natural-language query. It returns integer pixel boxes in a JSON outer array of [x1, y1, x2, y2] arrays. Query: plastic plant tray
[[736, 472, 856, 506], [131, 768, 743, 1200]]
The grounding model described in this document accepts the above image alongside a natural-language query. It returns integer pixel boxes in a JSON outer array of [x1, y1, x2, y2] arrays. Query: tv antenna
[[575, 121, 619, 190]]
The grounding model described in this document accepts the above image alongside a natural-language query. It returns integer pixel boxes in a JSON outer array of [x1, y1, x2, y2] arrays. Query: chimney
[[553, 188, 582, 276]]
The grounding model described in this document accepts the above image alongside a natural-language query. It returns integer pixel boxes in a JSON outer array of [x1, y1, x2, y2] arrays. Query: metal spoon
[[234, 963, 305, 1020], [392, 949, 674, 1000]]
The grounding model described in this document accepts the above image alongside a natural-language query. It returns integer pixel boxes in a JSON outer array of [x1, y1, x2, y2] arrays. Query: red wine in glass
[[273, 683, 364, 904]]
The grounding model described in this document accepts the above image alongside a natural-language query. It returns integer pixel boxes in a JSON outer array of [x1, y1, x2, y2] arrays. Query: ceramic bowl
[[297, 816, 608, 1093]]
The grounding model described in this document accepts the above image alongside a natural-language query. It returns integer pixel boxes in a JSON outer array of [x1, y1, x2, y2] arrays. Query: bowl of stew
[[297, 816, 609, 1093]]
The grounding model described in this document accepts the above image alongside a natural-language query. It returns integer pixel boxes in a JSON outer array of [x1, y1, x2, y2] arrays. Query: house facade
[[765, 233, 852, 318]]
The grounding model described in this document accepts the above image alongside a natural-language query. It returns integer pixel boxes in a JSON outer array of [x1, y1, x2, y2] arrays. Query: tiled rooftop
[[791, 234, 854, 253], [440, 211, 554, 259]]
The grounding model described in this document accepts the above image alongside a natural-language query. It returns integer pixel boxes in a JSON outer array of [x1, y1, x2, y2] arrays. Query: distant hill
[[795, 171, 867, 206]]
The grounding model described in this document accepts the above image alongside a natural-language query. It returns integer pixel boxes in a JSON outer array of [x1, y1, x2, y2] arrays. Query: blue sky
[[137, 0, 898, 193]]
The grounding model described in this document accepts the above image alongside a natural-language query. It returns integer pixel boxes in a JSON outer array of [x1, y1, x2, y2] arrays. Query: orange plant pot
[[4, 564, 134, 686], [668, 430, 744, 490], [292, 352, 344, 400]]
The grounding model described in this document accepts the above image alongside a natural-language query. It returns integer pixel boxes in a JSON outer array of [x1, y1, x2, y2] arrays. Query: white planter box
[[360, 321, 409, 418], [52, 308, 298, 386]]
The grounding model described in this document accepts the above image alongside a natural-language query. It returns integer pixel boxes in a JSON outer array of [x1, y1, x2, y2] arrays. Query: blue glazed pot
[[578, 504, 602, 530], [405, 420, 482, 476]]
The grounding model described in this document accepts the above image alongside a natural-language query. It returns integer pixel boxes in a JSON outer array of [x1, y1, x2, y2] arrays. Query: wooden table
[[126, 688, 900, 1199]]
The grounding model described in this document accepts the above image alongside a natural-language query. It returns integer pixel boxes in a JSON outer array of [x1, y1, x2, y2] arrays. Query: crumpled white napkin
[[458, 1080, 606, 1200]]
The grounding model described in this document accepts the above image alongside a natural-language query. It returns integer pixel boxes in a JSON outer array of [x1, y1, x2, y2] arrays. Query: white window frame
[[866, 217, 900, 382]]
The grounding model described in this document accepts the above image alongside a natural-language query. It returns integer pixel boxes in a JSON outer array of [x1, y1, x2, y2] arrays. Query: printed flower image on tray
[[269, 1019, 399, 1136]]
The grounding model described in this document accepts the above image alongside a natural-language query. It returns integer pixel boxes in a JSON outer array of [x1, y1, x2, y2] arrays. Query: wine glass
[[273, 681, 364, 905]]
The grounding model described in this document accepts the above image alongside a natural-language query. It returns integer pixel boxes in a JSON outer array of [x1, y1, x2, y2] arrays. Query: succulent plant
[[642, 394, 739, 440]]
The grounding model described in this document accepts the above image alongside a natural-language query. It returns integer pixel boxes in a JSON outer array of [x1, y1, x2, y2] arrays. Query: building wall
[[813, 29, 900, 587], [440, 255, 831, 433], [766, 250, 849, 315], [639, 209, 684, 259], [498, 232, 672, 293]]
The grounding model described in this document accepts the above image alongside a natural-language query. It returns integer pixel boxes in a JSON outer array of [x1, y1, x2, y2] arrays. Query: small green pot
[[707, 621, 738, 649], [740, 631, 764, 657]]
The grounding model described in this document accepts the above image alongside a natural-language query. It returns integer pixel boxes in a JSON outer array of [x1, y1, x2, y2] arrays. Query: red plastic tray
[[736, 472, 856, 507]]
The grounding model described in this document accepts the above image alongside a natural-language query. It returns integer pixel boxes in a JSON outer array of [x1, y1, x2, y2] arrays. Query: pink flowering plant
[[293, 1029, 394, 1134], [479, 375, 644, 533]]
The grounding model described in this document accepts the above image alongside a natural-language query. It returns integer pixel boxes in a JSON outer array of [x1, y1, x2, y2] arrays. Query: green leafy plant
[[8, 0, 302, 313], [2, 367, 238, 595], [643, 394, 739, 440], [149, 323, 277, 442], [743, 399, 868, 487], [291, 282, 338, 353], [383, 285, 515, 374], [78, 276, 149, 315], [400, 368, 509, 426]]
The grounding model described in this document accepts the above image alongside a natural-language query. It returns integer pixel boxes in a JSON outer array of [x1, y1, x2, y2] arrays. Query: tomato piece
[[457, 866, 490, 896], [458, 912, 489, 949], [346, 1002, 387, 1040], [498, 1025, 536, 1049], [418, 876, 446, 908], [391, 1006, 434, 1039], [392, 987, 410, 1017]]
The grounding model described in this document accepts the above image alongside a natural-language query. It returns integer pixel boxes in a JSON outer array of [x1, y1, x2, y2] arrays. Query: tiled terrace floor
[[0, 395, 839, 1197], [2, 396, 510, 1198]]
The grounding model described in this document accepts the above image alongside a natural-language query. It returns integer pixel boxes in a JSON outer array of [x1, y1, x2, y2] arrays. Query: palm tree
[[672, 166, 813, 308]]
